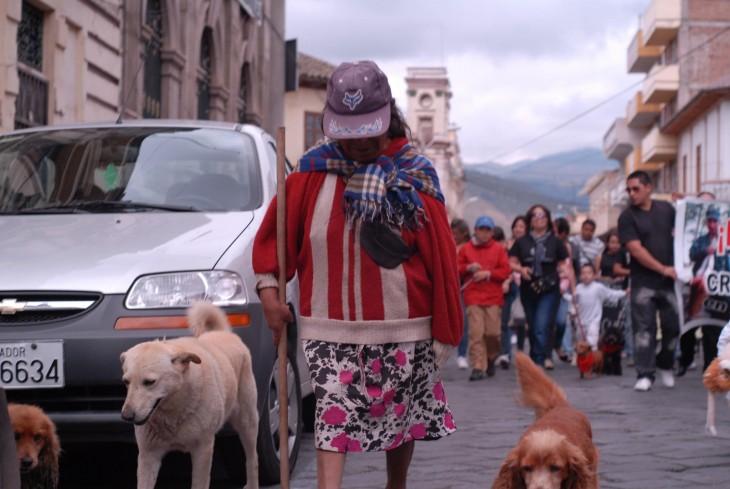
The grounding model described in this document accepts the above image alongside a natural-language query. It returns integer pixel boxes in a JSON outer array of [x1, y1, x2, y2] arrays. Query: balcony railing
[[642, 0, 681, 46], [603, 118, 636, 161], [14, 66, 48, 129], [643, 64, 679, 104], [627, 30, 662, 73], [642, 126, 677, 164], [627, 91, 661, 128]]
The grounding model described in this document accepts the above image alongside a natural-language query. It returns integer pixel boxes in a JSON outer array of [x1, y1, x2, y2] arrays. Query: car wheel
[[220, 351, 303, 485], [257, 351, 303, 485]]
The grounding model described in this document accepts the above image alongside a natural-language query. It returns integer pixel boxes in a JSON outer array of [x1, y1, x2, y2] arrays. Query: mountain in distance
[[462, 147, 619, 228]]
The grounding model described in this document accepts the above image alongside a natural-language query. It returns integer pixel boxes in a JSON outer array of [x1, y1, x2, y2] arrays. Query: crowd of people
[[254, 58, 726, 488]]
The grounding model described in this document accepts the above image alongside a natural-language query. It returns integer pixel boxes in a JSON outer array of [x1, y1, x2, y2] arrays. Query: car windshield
[[0, 126, 262, 214]]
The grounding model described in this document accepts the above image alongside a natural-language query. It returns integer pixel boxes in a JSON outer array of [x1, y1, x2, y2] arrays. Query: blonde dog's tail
[[514, 351, 568, 419], [187, 301, 231, 336]]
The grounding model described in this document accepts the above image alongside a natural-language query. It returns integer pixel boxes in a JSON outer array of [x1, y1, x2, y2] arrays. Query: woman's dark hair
[[604, 231, 620, 245], [450, 218, 470, 235], [554, 217, 570, 236], [493, 226, 505, 242], [387, 99, 412, 140], [525, 204, 553, 233], [510, 215, 527, 236]]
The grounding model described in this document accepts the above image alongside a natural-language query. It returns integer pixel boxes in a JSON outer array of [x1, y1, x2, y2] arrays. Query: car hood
[[0, 213, 254, 293]]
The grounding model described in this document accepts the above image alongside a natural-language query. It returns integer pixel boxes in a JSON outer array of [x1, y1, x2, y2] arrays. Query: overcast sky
[[285, 0, 649, 165]]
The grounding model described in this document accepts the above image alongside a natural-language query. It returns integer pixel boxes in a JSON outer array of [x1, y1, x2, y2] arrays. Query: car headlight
[[125, 271, 248, 309]]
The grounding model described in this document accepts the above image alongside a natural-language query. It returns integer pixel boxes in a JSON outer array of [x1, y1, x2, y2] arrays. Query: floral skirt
[[303, 339, 456, 452]]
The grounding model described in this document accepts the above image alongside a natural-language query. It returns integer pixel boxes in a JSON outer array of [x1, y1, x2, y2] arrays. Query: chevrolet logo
[[0, 299, 28, 315]]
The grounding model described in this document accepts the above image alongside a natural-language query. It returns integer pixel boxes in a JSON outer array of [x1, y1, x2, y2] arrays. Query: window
[[143, 0, 163, 118], [15, 1, 47, 129], [304, 112, 324, 150], [696, 144, 702, 193], [197, 28, 213, 120], [238, 63, 250, 123], [418, 116, 433, 146]]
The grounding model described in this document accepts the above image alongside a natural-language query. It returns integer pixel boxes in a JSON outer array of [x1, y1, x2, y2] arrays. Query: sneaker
[[487, 360, 496, 377], [469, 369, 486, 381], [457, 356, 469, 370], [658, 369, 675, 388], [634, 377, 652, 391], [676, 364, 688, 377], [570, 355, 577, 367], [544, 359, 554, 370], [688, 360, 698, 371], [496, 354, 510, 370]]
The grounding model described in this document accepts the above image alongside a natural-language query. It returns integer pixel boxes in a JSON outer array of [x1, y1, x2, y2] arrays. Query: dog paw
[[705, 425, 718, 437]]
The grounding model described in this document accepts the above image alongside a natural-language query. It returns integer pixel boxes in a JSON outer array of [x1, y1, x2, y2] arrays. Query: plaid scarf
[[297, 139, 444, 229]]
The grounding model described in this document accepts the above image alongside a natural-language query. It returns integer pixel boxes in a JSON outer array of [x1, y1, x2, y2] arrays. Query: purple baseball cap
[[323, 60, 392, 139]]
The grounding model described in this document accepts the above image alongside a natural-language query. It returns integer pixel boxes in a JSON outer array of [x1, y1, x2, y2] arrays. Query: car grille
[[0, 293, 101, 325], [6, 384, 126, 412]]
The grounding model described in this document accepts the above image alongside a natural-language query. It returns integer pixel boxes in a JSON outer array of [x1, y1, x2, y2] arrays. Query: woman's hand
[[519, 266, 532, 281], [259, 287, 293, 346]]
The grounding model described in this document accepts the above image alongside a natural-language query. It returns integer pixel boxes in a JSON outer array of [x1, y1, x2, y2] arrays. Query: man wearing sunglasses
[[618, 170, 679, 392]]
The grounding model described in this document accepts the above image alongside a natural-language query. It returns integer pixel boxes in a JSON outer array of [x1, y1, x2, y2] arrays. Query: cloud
[[287, 0, 649, 164]]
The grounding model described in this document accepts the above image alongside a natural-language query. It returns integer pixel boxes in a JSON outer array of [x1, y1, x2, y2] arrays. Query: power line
[[485, 24, 730, 163]]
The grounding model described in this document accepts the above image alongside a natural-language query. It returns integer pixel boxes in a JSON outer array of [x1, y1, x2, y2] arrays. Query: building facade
[[405, 67, 465, 220], [283, 52, 334, 164], [579, 170, 623, 235], [603, 0, 730, 200], [1, 0, 285, 134]]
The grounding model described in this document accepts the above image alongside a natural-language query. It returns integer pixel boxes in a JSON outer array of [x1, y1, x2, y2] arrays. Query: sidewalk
[[274, 354, 730, 489]]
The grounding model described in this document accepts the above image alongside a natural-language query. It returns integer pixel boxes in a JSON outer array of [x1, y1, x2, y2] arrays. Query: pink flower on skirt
[[395, 350, 407, 366], [410, 423, 426, 439], [330, 432, 363, 452], [331, 432, 350, 452], [383, 389, 396, 406], [366, 384, 382, 398], [444, 412, 456, 430], [339, 370, 353, 384], [369, 402, 386, 417], [372, 358, 382, 374], [393, 403, 406, 417], [322, 406, 347, 425], [433, 381, 445, 403]]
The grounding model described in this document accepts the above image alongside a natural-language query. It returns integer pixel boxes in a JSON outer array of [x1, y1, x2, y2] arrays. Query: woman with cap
[[508, 204, 569, 368], [253, 60, 462, 489]]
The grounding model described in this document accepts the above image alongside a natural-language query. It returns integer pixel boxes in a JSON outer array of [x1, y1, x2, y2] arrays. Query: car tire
[[218, 350, 303, 486]]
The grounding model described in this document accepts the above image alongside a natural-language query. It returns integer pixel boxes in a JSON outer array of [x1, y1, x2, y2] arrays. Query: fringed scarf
[[297, 138, 444, 229]]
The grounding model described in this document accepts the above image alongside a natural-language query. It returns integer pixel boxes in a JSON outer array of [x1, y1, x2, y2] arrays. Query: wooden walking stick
[[276, 127, 290, 488]]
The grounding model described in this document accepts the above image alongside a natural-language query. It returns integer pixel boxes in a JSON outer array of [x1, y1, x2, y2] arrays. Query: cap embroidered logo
[[342, 90, 364, 111]]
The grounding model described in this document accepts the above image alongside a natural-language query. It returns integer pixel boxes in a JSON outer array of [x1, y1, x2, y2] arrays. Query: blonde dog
[[703, 343, 730, 436], [120, 301, 259, 489]]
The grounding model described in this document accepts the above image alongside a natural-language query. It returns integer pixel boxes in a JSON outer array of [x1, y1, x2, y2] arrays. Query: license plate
[[0, 341, 64, 389]]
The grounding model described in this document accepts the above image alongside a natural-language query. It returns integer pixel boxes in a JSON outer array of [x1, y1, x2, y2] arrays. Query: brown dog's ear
[[491, 446, 526, 489], [562, 442, 592, 489], [171, 352, 202, 370], [39, 418, 61, 489]]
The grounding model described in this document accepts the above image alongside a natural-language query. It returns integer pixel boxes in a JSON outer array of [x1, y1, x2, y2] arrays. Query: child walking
[[574, 264, 628, 349]]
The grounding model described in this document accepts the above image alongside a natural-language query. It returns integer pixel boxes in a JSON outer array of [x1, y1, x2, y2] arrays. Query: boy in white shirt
[[574, 264, 628, 349]]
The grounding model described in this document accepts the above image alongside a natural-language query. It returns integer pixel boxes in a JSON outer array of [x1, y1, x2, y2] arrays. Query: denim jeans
[[631, 286, 680, 379], [500, 282, 519, 357], [552, 297, 569, 355], [458, 295, 468, 357], [520, 289, 560, 366]]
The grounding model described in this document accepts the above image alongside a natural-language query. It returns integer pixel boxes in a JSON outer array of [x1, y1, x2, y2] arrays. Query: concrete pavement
[[273, 353, 730, 489]]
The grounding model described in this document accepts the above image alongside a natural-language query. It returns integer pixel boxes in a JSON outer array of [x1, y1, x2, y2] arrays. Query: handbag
[[529, 276, 558, 295]]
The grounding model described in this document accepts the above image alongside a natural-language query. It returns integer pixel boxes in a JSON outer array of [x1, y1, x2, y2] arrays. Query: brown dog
[[8, 403, 61, 489], [491, 352, 600, 489], [575, 341, 603, 379]]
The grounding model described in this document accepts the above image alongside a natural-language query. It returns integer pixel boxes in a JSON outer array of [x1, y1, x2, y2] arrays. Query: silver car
[[0, 120, 309, 485]]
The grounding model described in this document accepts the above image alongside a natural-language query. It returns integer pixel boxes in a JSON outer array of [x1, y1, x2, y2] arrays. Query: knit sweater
[[252, 148, 463, 347], [457, 238, 511, 306]]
